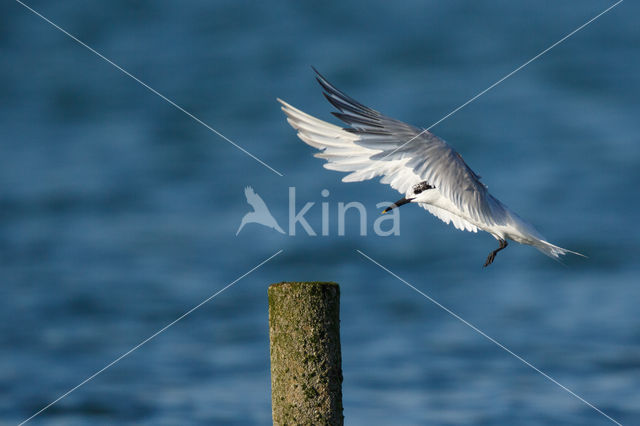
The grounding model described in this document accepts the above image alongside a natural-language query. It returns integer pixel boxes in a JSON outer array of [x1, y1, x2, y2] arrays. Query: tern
[[278, 69, 585, 266]]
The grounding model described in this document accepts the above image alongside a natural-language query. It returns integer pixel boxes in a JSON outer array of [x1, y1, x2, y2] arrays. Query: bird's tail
[[504, 209, 586, 261], [531, 239, 587, 260]]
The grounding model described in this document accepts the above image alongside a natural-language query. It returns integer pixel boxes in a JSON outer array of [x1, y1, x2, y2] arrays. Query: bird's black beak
[[381, 196, 414, 214]]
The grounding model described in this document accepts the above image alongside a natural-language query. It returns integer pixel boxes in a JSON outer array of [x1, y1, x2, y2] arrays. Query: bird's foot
[[483, 239, 508, 268], [483, 251, 497, 267]]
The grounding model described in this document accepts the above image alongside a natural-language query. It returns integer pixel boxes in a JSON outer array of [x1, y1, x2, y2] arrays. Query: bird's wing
[[278, 99, 420, 195], [279, 69, 505, 227], [245, 186, 269, 212], [419, 203, 478, 233]]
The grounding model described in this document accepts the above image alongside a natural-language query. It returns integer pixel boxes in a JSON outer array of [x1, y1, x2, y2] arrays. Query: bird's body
[[279, 69, 584, 266]]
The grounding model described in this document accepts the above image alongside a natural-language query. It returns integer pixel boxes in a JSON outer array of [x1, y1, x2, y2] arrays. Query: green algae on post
[[268, 282, 343, 425]]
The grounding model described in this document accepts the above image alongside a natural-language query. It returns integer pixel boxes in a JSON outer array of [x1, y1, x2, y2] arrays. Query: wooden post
[[268, 282, 343, 425]]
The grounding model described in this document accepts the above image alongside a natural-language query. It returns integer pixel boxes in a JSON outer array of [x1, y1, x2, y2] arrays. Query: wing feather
[[420, 203, 479, 232]]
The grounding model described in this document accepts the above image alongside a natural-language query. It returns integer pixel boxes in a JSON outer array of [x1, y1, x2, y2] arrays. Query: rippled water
[[1, 1, 639, 424]]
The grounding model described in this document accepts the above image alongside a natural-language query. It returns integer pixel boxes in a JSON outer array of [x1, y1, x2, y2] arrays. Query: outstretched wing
[[279, 69, 505, 227]]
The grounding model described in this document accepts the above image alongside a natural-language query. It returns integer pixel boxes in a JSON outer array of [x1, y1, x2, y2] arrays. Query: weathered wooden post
[[268, 281, 343, 425]]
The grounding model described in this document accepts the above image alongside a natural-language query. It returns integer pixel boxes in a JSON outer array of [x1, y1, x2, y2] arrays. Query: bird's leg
[[483, 239, 508, 267]]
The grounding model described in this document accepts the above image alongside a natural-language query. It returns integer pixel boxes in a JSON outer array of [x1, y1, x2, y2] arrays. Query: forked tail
[[505, 209, 586, 261], [532, 239, 587, 260]]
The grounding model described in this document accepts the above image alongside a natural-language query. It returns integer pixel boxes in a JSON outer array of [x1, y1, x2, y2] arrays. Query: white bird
[[278, 69, 585, 266], [236, 186, 285, 236]]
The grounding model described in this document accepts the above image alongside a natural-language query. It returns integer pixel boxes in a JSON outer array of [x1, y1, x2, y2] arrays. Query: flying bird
[[236, 186, 285, 235], [278, 69, 584, 266]]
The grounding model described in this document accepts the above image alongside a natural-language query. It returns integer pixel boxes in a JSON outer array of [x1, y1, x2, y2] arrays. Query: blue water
[[1, 1, 639, 424]]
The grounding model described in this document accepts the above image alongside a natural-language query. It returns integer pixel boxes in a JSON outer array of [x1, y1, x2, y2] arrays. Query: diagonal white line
[[19, 249, 284, 425], [14, 0, 284, 177], [379, 0, 623, 161], [356, 249, 622, 426]]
